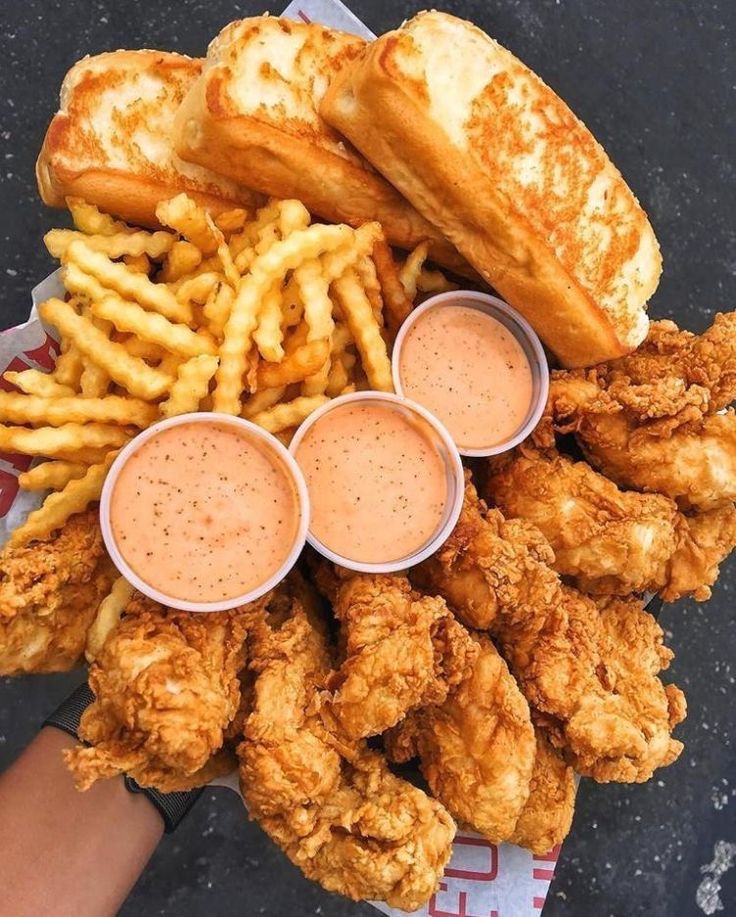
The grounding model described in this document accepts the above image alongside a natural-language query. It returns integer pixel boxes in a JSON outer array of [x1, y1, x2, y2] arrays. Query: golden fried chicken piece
[[558, 596, 687, 782], [239, 600, 456, 912], [0, 511, 116, 675], [415, 476, 686, 782], [665, 505, 736, 601], [486, 447, 736, 600], [312, 563, 478, 739], [412, 472, 560, 630], [64, 594, 252, 792], [385, 634, 536, 843], [546, 313, 736, 510], [509, 731, 577, 854]]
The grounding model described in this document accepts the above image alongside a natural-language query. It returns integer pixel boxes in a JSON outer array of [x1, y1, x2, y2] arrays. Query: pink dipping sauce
[[109, 421, 301, 602], [293, 401, 448, 564], [398, 305, 534, 450]]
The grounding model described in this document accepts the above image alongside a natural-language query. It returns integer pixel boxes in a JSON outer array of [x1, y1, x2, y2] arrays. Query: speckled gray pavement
[[1, 1, 734, 915]]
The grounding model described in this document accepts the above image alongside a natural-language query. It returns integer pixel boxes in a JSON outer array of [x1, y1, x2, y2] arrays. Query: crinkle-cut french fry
[[399, 240, 430, 302], [321, 222, 383, 283], [90, 295, 216, 358], [4, 369, 74, 399], [356, 255, 384, 325], [123, 253, 151, 275], [326, 356, 349, 397], [217, 241, 240, 289], [331, 323, 353, 355], [295, 259, 335, 342], [156, 193, 222, 255], [333, 269, 394, 392], [160, 355, 219, 418], [203, 282, 234, 340], [159, 240, 202, 283], [9, 452, 117, 547], [372, 240, 414, 333], [215, 208, 248, 236], [39, 298, 171, 400], [175, 272, 223, 306], [54, 333, 85, 389], [44, 229, 174, 261], [64, 242, 192, 324], [118, 336, 165, 362], [54, 446, 112, 465], [66, 197, 132, 236], [85, 575, 134, 662], [0, 391, 157, 428], [214, 224, 353, 415], [0, 421, 129, 458], [233, 201, 289, 272], [18, 460, 88, 491], [158, 351, 183, 378], [250, 395, 329, 434], [253, 284, 286, 362], [280, 275, 304, 330], [79, 306, 112, 398], [278, 200, 311, 235], [301, 359, 331, 397], [256, 340, 330, 389], [241, 386, 287, 419], [417, 267, 458, 294], [229, 200, 282, 257]]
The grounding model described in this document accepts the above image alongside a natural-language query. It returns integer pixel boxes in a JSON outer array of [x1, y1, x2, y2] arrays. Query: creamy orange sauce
[[398, 305, 534, 450], [294, 402, 448, 563], [110, 422, 300, 602]]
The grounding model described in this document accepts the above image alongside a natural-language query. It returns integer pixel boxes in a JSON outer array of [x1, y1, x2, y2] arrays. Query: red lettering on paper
[[444, 837, 498, 881], [24, 333, 60, 370], [429, 887, 500, 917], [0, 468, 21, 517]]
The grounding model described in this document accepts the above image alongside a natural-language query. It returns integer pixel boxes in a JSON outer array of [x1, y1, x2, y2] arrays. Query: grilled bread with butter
[[173, 16, 471, 276], [37, 50, 263, 227], [322, 11, 662, 367]]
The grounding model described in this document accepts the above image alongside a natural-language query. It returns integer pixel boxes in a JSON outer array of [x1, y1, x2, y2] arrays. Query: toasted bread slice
[[322, 11, 662, 367], [37, 50, 263, 227], [173, 16, 472, 276]]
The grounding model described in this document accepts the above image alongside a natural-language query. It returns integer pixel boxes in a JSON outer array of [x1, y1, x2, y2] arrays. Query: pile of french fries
[[4, 193, 456, 550]]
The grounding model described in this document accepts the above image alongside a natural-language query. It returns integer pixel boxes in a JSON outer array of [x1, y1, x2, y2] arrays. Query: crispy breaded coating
[[415, 475, 686, 783], [546, 313, 736, 511], [64, 594, 252, 792], [238, 600, 456, 912], [0, 511, 115, 674], [313, 563, 478, 739], [385, 634, 536, 843], [486, 446, 736, 600]]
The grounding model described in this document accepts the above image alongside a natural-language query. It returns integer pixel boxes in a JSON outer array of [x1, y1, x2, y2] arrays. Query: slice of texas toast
[[37, 50, 263, 227], [173, 16, 471, 275]]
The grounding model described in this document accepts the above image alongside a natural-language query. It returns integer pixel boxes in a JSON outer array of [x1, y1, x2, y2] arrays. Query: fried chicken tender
[[64, 594, 252, 792], [546, 313, 736, 510], [556, 595, 687, 782], [385, 634, 536, 844], [0, 511, 115, 675], [415, 475, 686, 782], [509, 731, 577, 854], [313, 563, 478, 739], [413, 472, 560, 630], [486, 447, 736, 600], [239, 600, 456, 912]]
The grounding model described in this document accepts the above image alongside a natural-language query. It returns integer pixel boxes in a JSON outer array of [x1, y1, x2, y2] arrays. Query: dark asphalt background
[[1, 1, 734, 915]]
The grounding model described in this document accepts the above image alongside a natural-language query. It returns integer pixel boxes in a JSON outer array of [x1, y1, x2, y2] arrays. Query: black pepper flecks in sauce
[[399, 305, 533, 449], [110, 422, 300, 602], [294, 402, 448, 563]]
